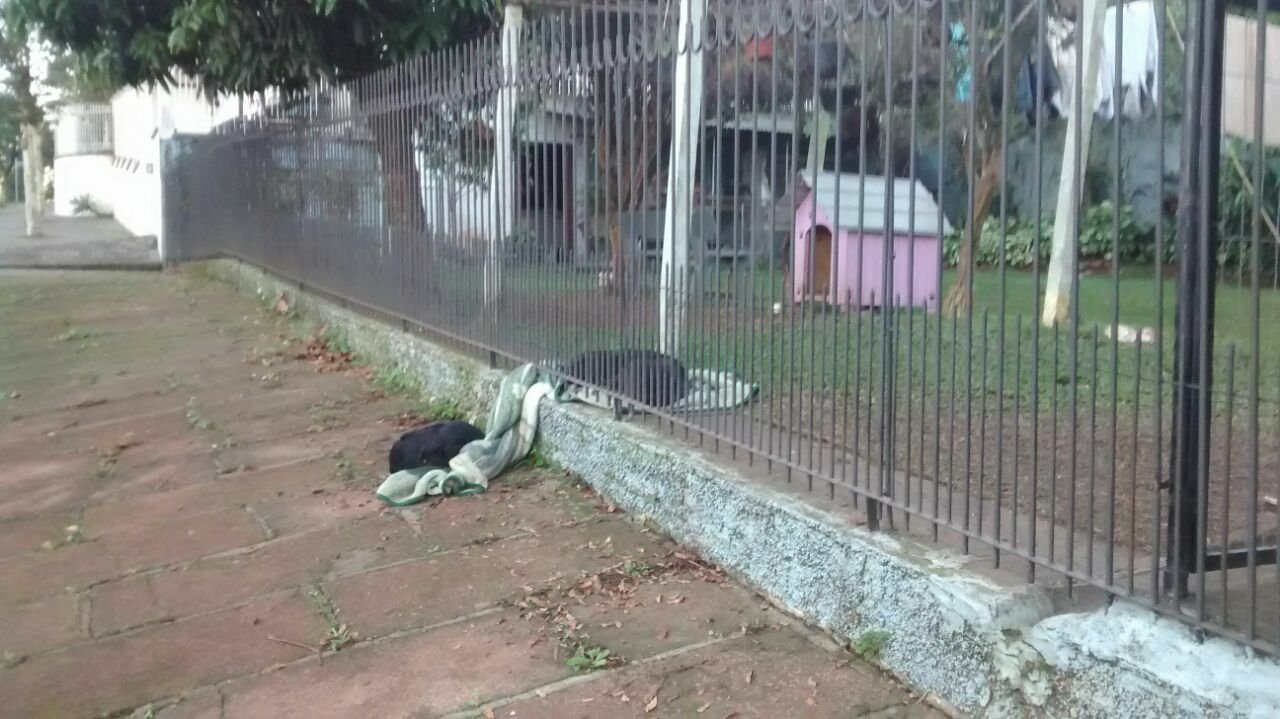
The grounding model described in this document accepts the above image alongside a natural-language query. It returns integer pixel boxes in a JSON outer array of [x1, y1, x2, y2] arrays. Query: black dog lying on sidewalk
[[389, 420, 485, 473], [559, 349, 689, 409]]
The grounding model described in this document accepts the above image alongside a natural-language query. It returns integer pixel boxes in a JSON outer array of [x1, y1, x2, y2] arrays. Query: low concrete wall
[[197, 257, 1280, 719]]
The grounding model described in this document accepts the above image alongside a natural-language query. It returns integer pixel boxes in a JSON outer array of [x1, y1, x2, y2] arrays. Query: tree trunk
[[607, 219, 624, 294], [21, 123, 43, 237], [942, 145, 1003, 317], [360, 98, 436, 297]]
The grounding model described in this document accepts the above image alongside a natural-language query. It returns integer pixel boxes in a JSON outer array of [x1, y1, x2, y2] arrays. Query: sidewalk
[[0, 269, 942, 718], [0, 205, 159, 269]]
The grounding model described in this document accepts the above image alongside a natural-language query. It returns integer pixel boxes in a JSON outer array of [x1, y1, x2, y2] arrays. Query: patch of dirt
[[296, 336, 356, 372], [387, 412, 432, 430]]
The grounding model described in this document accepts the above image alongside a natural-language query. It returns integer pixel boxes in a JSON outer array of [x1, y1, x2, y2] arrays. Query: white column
[[573, 139, 589, 265], [659, 0, 706, 355], [487, 3, 524, 309], [1042, 0, 1105, 327], [805, 109, 832, 177]]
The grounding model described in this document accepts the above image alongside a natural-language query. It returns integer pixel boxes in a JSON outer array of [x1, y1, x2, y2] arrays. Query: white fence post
[[1042, 0, 1105, 327], [659, 0, 706, 355], [488, 3, 524, 311]]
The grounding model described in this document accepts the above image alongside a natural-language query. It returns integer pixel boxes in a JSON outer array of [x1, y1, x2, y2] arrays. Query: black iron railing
[[165, 0, 1280, 654]]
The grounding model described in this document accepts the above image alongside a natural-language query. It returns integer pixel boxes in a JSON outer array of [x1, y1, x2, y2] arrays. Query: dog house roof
[[799, 171, 952, 236]]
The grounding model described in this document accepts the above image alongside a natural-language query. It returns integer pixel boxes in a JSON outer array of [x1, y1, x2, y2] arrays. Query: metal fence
[[53, 103, 113, 157], [167, 0, 1280, 654]]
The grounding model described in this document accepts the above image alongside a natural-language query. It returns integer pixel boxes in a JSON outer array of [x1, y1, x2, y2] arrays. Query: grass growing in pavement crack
[[853, 629, 891, 662], [40, 522, 85, 552], [331, 452, 359, 484], [54, 325, 102, 343], [565, 643, 613, 672], [519, 446, 560, 471], [306, 585, 357, 652], [185, 398, 217, 431], [622, 560, 652, 578], [370, 366, 469, 422], [95, 434, 141, 480]]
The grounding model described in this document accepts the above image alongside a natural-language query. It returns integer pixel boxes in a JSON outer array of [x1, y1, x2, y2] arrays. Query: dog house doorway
[[806, 226, 833, 299]]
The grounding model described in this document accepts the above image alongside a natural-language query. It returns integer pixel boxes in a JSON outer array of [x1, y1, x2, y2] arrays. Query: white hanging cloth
[[1096, 0, 1161, 120], [1044, 2, 1161, 121]]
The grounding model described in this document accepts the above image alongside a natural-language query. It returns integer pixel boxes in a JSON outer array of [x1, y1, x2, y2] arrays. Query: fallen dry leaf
[[696, 702, 713, 714], [645, 695, 659, 712], [745, 669, 753, 685], [273, 294, 290, 314], [482, 708, 495, 719]]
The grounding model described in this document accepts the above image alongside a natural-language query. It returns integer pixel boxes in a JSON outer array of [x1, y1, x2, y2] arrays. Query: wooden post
[[659, 0, 706, 355], [488, 3, 524, 310], [1041, 0, 1105, 326]]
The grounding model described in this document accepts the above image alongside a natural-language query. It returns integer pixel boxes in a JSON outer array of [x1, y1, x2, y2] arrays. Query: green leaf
[[9, 0, 495, 94]]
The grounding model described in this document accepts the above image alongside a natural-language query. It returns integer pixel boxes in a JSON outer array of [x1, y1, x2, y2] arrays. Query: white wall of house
[[1223, 15, 1280, 146], [52, 155, 114, 216], [110, 82, 241, 249], [421, 109, 585, 251], [52, 103, 114, 216], [108, 87, 165, 240], [52, 75, 241, 257]]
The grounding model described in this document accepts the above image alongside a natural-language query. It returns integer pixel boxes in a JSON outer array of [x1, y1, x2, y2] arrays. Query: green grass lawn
[[437, 261, 1280, 414], [963, 266, 1280, 364]]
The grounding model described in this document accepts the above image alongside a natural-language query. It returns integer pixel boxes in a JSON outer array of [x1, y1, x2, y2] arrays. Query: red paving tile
[[496, 630, 919, 719], [219, 610, 570, 719], [249, 484, 386, 536], [83, 453, 220, 506], [2, 591, 324, 718], [0, 511, 77, 559], [81, 455, 345, 535], [90, 518, 424, 636], [0, 454, 99, 519], [0, 592, 82, 658], [0, 271, 935, 719], [0, 539, 125, 604], [98, 506, 269, 573], [326, 522, 656, 640]]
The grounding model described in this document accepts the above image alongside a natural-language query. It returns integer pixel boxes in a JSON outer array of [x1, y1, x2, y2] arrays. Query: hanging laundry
[[951, 22, 972, 104], [1046, 16, 1077, 116], [1015, 42, 1064, 125], [1096, 0, 1160, 120], [1044, 5, 1160, 122]]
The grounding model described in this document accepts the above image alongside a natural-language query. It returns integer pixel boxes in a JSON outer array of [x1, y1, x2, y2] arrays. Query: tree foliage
[[43, 52, 119, 105], [8, 0, 495, 95]]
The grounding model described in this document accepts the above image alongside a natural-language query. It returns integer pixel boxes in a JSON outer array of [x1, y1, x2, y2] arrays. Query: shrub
[[943, 202, 1154, 269]]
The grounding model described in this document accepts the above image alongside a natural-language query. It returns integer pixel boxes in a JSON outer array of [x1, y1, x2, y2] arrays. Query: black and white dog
[[388, 420, 485, 474]]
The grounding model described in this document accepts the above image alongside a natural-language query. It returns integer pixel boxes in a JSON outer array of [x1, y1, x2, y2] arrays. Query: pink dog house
[[792, 171, 950, 311]]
